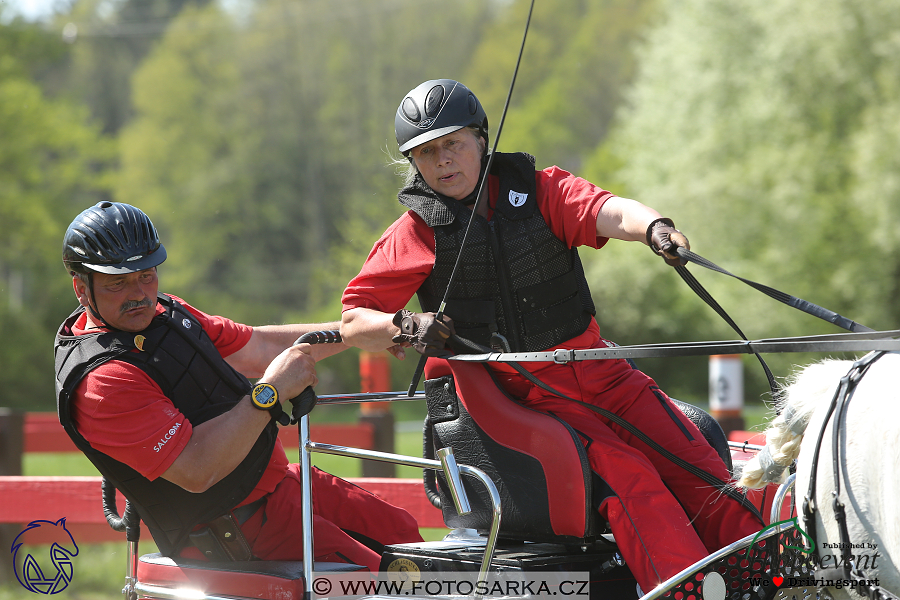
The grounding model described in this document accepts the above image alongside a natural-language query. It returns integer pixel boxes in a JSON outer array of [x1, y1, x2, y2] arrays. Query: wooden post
[[0, 408, 24, 582], [709, 354, 746, 437], [359, 351, 395, 477]]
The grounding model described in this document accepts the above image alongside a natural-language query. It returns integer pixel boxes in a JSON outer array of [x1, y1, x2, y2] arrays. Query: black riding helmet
[[63, 202, 166, 328], [63, 201, 167, 275], [395, 79, 489, 156]]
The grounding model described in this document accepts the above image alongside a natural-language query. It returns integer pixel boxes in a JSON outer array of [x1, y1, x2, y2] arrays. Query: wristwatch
[[251, 382, 290, 426]]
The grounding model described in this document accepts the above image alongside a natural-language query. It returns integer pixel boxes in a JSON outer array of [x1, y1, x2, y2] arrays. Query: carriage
[[102, 249, 900, 600], [105, 358, 817, 600]]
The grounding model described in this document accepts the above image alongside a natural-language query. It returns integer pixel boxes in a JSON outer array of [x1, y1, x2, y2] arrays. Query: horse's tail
[[738, 359, 851, 489]]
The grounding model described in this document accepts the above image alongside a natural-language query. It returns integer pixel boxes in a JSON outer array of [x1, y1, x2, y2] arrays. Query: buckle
[[553, 349, 575, 364]]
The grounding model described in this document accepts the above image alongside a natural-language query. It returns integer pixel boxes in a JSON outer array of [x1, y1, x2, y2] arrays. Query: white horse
[[739, 352, 900, 599]]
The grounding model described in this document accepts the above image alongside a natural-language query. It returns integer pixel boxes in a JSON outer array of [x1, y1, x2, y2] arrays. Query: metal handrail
[[771, 473, 797, 526], [298, 412, 502, 600], [638, 525, 787, 600]]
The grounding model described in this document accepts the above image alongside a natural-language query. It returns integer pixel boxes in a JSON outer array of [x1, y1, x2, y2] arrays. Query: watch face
[[252, 383, 278, 409]]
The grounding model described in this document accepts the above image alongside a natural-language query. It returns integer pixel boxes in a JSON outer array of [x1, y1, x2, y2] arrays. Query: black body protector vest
[[54, 294, 277, 557], [400, 152, 596, 353]]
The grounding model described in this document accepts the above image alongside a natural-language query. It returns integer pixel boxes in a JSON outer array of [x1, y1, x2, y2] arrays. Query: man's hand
[[647, 218, 690, 266], [392, 310, 455, 357], [259, 344, 318, 401]]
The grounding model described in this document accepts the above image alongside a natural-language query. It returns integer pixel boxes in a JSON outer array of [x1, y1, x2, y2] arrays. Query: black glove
[[392, 310, 455, 357], [646, 217, 690, 266]]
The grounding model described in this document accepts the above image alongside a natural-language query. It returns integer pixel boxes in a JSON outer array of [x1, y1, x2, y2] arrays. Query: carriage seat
[[423, 360, 733, 544], [136, 553, 364, 599]]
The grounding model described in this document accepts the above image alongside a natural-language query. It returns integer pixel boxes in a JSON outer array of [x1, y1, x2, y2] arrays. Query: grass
[[5, 403, 775, 599]]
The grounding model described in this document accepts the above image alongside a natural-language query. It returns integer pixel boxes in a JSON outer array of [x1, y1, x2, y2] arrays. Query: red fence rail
[[0, 476, 444, 545], [1, 413, 444, 546], [2, 416, 785, 546]]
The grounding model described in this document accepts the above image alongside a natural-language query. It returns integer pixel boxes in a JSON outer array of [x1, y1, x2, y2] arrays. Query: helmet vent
[[402, 97, 420, 122], [118, 223, 131, 247], [93, 225, 116, 254], [84, 236, 102, 256], [424, 85, 445, 117], [467, 93, 477, 115]]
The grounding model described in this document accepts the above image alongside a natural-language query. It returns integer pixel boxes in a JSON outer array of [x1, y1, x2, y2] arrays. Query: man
[[55, 201, 421, 570], [340, 79, 763, 592]]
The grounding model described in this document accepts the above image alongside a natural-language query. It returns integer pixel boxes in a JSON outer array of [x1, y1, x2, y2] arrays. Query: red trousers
[[498, 356, 762, 592], [236, 465, 423, 571]]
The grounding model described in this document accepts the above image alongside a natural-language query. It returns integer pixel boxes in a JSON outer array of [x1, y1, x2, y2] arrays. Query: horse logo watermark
[[11, 518, 79, 594]]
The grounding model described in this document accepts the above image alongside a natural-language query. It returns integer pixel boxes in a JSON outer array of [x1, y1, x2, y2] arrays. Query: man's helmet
[[395, 79, 488, 156], [63, 201, 166, 275]]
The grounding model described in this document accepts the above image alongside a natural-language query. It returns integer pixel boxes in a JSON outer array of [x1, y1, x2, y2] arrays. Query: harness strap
[[675, 248, 873, 334], [802, 351, 891, 598], [673, 263, 777, 393], [447, 330, 900, 362]]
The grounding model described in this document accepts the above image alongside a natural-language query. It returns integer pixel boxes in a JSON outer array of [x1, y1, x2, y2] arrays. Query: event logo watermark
[[10, 518, 79, 594], [748, 517, 881, 591]]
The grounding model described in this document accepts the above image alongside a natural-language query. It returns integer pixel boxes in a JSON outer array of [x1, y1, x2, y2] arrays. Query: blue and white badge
[[509, 190, 528, 207], [182, 318, 191, 329]]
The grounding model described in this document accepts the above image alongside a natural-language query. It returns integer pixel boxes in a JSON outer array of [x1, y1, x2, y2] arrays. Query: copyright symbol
[[313, 578, 332, 595]]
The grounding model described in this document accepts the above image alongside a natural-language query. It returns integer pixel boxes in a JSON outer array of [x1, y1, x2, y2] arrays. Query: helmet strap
[[82, 272, 114, 330]]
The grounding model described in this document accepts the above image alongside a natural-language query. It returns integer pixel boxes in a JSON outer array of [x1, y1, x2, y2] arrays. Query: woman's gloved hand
[[391, 310, 456, 357], [646, 218, 690, 266]]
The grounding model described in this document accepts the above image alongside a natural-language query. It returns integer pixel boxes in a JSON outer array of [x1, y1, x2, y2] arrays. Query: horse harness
[[802, 350, 898, 600]]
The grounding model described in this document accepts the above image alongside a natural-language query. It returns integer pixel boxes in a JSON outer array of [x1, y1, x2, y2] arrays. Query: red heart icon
[[772, 576, 784, 586]]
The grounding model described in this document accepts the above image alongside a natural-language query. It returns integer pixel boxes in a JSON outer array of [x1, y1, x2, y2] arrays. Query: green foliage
[[116, 0, 490, 332], [9, 0, 900, 408], [466, 0, 659, 171], [56, 0, 212, 134], [0, 21, 113, 410], [582, 0, 900, 398]]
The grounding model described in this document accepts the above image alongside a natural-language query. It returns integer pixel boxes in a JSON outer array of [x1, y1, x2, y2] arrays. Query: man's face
[[74, 268, 159, 332], [409, 128, 485, 201]]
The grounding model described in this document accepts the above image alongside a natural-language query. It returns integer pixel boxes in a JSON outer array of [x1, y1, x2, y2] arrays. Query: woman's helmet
[[395, 79, 488, 156], [63, 201, 166, 275]]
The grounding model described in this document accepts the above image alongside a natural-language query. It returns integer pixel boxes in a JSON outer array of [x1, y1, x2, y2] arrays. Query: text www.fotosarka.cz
[[311, 571, 591, 598]]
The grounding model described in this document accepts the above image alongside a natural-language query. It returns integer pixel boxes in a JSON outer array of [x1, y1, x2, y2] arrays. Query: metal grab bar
[[299, 414, 502, 600]]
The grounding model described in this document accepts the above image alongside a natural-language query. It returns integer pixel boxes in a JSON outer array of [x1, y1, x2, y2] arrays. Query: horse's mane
[[738, 359, 852, 489]]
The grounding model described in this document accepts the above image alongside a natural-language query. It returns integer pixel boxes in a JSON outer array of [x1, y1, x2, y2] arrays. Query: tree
[[465, 0, 660, 172], [58, 0, 213, 134], [583, 0, 900, 400], [0, 20, 113, 410], [116, 0, 491, 391]]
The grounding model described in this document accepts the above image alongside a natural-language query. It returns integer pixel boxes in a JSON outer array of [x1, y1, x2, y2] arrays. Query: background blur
[[2, 0, 900, 413]]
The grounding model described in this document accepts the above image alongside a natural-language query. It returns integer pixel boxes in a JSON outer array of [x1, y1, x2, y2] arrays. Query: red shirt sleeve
[[70, 295, 254, 480], [341, 211, 436, 314], [534, 165, 615, 250]]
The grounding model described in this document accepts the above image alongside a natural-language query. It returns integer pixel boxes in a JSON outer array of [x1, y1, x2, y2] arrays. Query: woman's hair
[[390, 126, 486, 188]]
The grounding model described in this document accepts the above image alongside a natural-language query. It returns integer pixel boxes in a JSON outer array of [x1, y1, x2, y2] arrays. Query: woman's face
[[409, 128, 485, 201]]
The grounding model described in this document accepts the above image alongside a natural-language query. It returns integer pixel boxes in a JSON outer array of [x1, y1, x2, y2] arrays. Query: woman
[[340, 79, 762, 592]]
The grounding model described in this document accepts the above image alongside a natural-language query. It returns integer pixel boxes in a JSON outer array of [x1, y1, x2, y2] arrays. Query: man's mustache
[[120, 297, 153, 314]]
